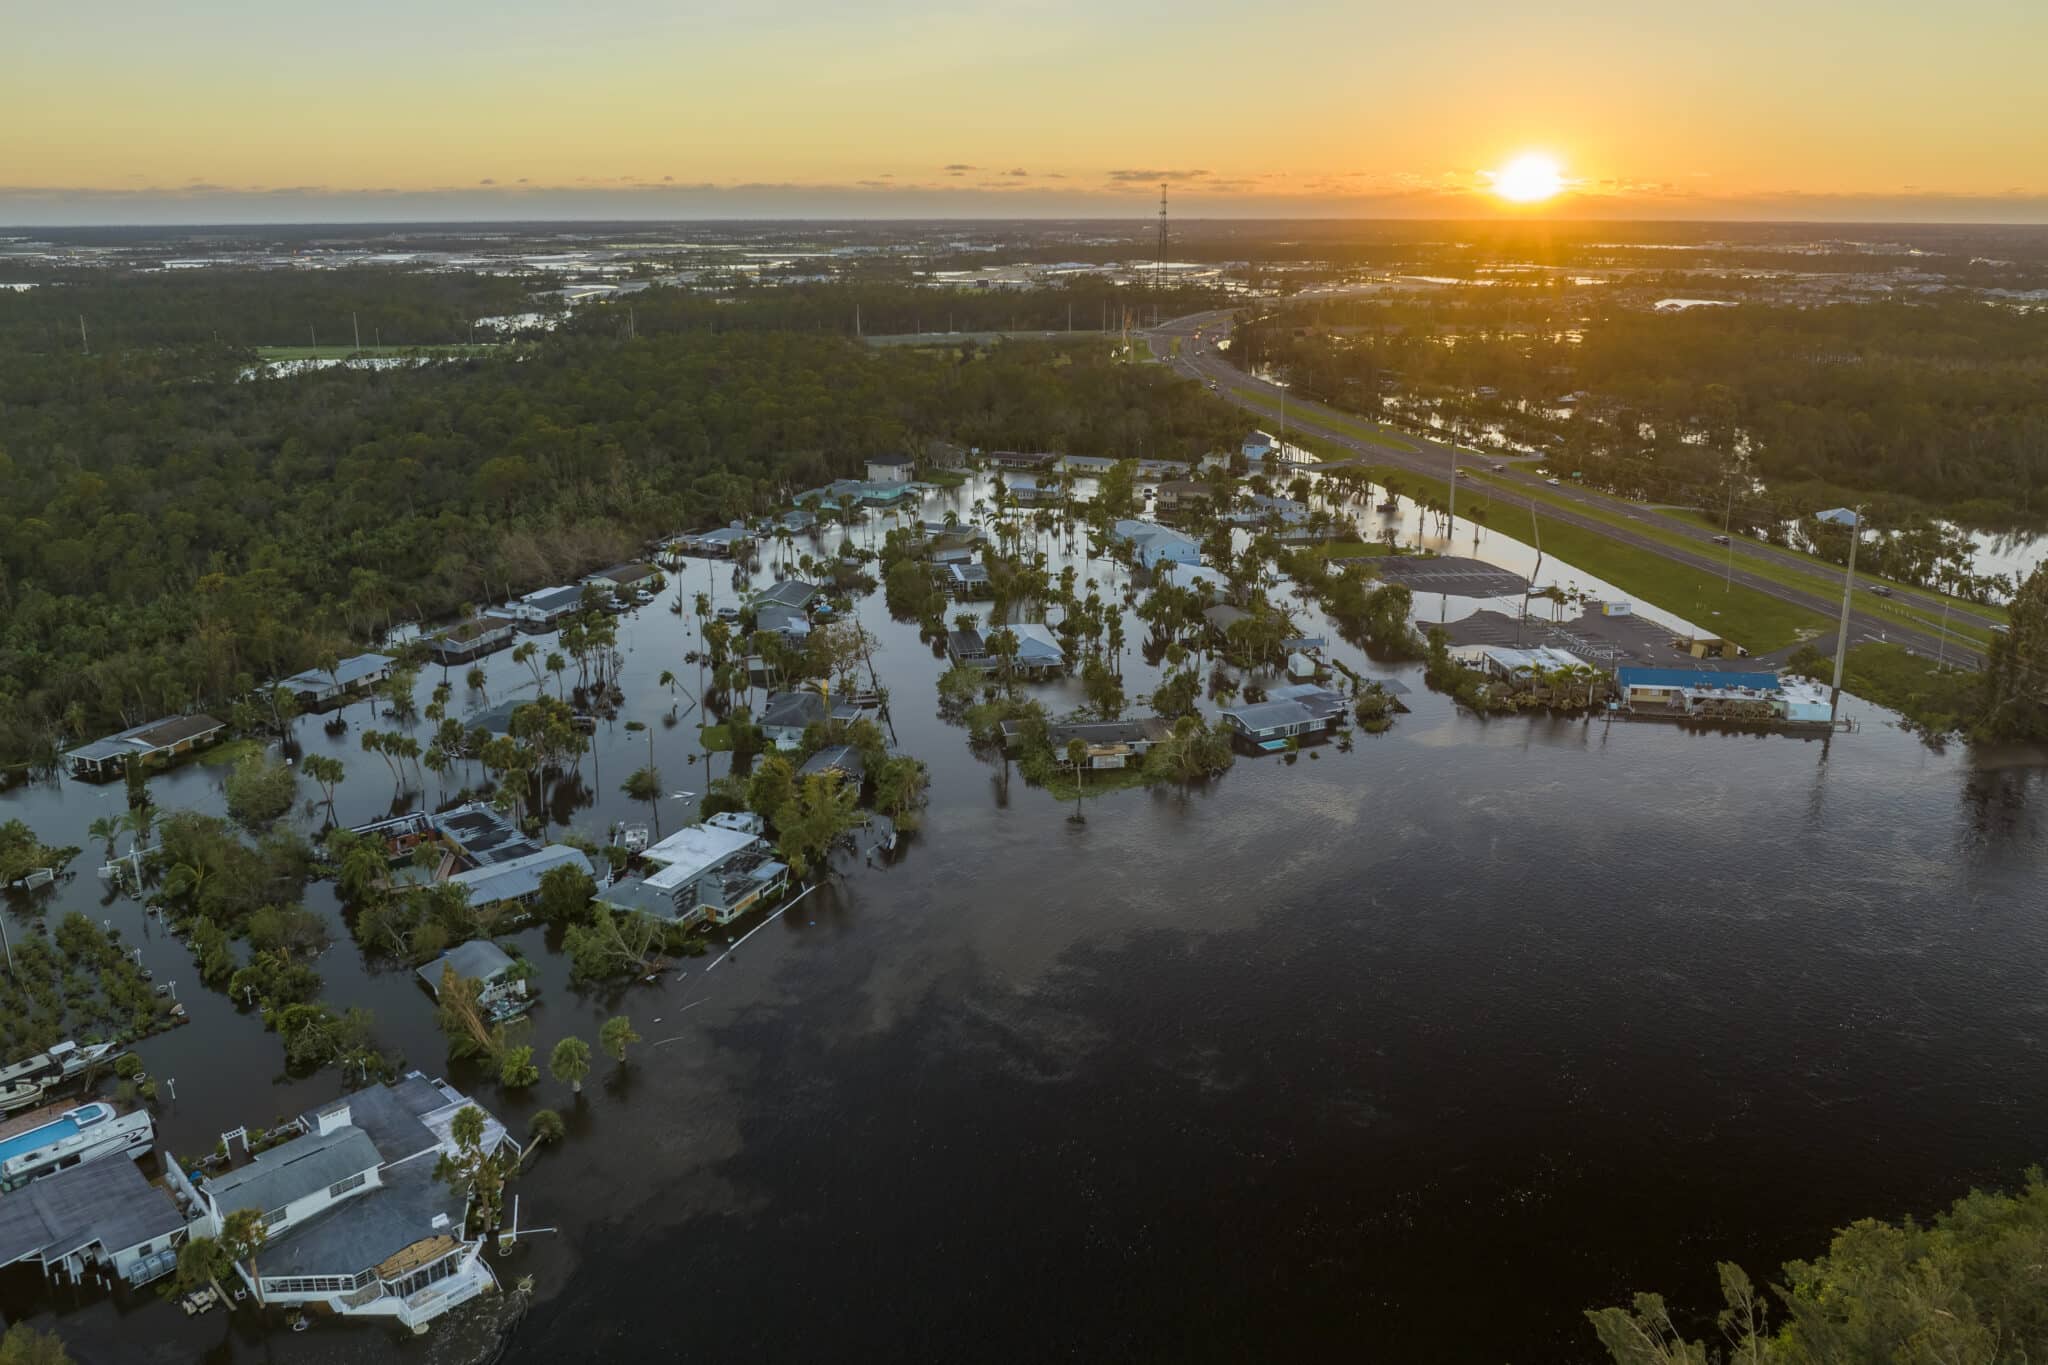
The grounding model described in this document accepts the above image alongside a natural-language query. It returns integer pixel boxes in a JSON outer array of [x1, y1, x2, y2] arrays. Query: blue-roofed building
[[1814, 507, 1860, 528], [279, 653, 395, 708], [1617, 666, 1810, 722], [1111, 519, 1200, 568]]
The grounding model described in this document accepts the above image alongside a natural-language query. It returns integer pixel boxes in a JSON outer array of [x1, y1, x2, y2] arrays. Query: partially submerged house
[[280, 654, 395, 709], [64, 714, 226, 780], [583, 562, 663, 597], [797, 746, 864, 783], [1002, 717, 1172, 769], [945, 562, 993, 599], [753, 579, 819, 612], [759, 691, 867, 750], [600, 823, 788, 927], [946, 624, 1066, 678], [865, 454, 914, 484], [0, 1156, 191, 1290], [177, 1074, 514, 1332], [444, 846, 593, 915], [1111, 519, 1201, 568], [675, 524, 754, 558], [493, 586, 584, 633], [426, 619, 514, 665], [1218, 699, 1340, 747]]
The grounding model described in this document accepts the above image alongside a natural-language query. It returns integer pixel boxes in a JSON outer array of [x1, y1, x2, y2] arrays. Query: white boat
[[0, 1040, 119, 1091], [0, 1083, 44, 1116], [0, 1103, 155, 1191]]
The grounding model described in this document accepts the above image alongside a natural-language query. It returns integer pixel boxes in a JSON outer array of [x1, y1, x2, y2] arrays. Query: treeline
[[0, 289, 1244, 766], [565, 278, 1228, 340], [1236, 297, 2048, 522], [0, 267, 544, 353]]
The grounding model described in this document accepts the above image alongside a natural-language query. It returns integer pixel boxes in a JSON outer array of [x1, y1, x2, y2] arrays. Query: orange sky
[[6, 1, 2045, 222]]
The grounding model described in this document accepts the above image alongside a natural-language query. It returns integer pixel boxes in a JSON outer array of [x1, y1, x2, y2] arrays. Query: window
[[327, 1172, 368, 1199], [262, 1207, 288, 1230]]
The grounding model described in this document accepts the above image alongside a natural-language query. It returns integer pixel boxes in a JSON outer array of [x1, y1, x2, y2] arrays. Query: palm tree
[[88, 815, 120, 860], [600, 1015, 640, 1065], [521, 1109, 566, 1162], [549, 1036, 592, 1094]]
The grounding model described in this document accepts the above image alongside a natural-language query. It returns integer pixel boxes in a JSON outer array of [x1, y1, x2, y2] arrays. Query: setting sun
[[1490, 154, 1565, 203]]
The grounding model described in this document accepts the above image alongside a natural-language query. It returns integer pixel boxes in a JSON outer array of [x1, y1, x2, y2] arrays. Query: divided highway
[[1150, 310, 1990, 670]]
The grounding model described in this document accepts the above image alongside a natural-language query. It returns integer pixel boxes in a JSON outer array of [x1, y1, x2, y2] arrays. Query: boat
[[0, 1102, 155, 1191], [0, 1040, 119, 1092], [0, 1083, 44, 1116]]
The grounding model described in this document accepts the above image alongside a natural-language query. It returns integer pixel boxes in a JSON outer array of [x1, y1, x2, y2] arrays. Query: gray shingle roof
[[256, 1150, 462, 1278], [445, 846, 591, 906], [0, 1157, 187, 1269], [206, 1128, 382, 1217], [1223, 700, 1320, 732], [281, 653, 392, 691], [755, 579, 818, 609], [760, 691, 826, 730], [415, 941, 515, 997]]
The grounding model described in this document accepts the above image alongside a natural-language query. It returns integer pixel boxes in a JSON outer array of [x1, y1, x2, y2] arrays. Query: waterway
[[3, 475, 2046, 1363]]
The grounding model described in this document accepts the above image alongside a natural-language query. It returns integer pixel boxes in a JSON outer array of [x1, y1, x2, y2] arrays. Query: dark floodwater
[[5, 477, 2046, 1364]]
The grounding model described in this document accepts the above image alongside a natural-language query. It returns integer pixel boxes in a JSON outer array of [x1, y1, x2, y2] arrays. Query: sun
[[1490, 154, 1565, 203]]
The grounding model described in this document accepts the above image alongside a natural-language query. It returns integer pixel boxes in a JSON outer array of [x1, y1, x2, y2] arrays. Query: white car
[[1546, 477, 1561, 486]]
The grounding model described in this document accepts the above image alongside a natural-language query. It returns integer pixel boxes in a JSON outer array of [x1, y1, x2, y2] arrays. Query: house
[[1814, 507, 1860, 528], [945, 562, 993, 599], [865, 454, 914, 484], [676, 524, 754, 558], [1157, 561, 1227, 596], [1223, 495, 1311, 528], [946, 629, 989, 666], [602, 823, 788, 926], [431, 803, 545, 868], [414, 940, 518, 1000], [583, 562, 662, 596], [760, 691, 828, 749], [1201, 603, 1250, 639], [0, 1155, 191, 1290], [493, 586, 584, 633], [797, 745, 865, 783], [1155, 479, 1214, 514], [1111, 519, 1201, 568], [1263, 683, 1350, 726], [796, 478, 919, 511], [177, 1075, 514, 1332], [1218, 699, 1336, 746], [1242, 431, 1277, 461], [426, 619, 514, 665], [280, 653, 395, 708], [1004, 474, 1054, 505], [444, 846, 593, 914], [946, 624, 1065, 677], [1002, 717, 1172, 769], [987, 451, 1056, 470], [918, 520, 983, 550], [770, 509, 817, 535], [64, 714, 226, 780], [754, 604, 811, 642], [754, 580, 819, 611]]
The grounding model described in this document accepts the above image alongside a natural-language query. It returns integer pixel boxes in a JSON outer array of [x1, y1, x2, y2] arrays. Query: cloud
[[478, 178, 496, 186], [942, 163, 976, 174], [1004, 168, 1030, 178], [1105, 168, 1211, 183]]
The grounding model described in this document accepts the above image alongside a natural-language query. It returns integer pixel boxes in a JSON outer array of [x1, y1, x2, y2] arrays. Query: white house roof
[[445, 845, 591, 905], [642, 824, 761, 890], [280, 653, 393, 691]]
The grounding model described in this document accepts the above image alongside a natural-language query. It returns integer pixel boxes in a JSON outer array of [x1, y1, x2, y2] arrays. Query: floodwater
[[4, 475, 2046, 1364]]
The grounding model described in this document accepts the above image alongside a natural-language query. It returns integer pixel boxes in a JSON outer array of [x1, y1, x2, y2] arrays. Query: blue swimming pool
[[0, 1103, 110, 1166]]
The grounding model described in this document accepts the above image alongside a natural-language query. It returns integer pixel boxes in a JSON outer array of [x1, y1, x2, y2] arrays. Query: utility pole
[[78, 314, 88, 356], [353, 311, 361, 353], [1827, 506, 1862, 724], [1721, 467, 1737, 591], [1156, 183, 1168, 296]]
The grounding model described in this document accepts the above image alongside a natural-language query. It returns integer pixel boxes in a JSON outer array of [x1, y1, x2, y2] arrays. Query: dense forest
[[0, 274, 1242, 769], [1233, 294, 2048, 526]]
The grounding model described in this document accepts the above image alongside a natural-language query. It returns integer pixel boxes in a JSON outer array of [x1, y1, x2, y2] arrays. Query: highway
[[1148, 309, 1991, 670]]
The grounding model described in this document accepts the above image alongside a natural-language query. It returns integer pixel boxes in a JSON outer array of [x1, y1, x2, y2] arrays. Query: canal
[[3, 475, 2045, 1363]]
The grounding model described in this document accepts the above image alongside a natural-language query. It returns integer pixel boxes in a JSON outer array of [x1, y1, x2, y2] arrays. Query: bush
[[224, 753, 297, 826]]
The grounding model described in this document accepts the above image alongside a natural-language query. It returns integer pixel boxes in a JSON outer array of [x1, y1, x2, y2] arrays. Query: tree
[[499, 1044, 539, 1088], [549, 1036, 591, 1094], [224, 752, 297, 827], [0, 1324, 74, 1365], [600, 1015, 640, 1064], [747, 754, 797, 822], [871, 756, 930, 832], [1065, 737, 1089, 822], [219, 1206, 269, 1307], [523, 1109, 566, 1160], [434, 1104, 509, 1233], [1979, 560, 2048, 741], [302, 754, 345, 820], [772, 772, 862, 879], [536, 862, 596, 928]]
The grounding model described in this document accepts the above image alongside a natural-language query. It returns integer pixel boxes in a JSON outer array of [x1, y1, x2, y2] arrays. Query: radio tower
[[1155, 183, 1168, 296]]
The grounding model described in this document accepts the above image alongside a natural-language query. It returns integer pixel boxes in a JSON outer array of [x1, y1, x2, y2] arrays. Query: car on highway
[[1491, 464, 1506, 472], [1710, 534, 1731, 545], [1867, 584, 1895, 597], [1545, 477, 1561, 486], [1208, 380, 1218, 389]]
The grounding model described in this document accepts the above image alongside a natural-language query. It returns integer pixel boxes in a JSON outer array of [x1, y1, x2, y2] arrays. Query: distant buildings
[[63, 714, 226, 780]]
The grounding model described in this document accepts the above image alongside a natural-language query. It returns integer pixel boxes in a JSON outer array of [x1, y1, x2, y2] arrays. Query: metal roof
[[445, 846, 592, 906], [280, 653, 393, 691], [643, 824, 761, 890], [1222, 700, 1321, 732], [1617, 667, 1781, 691], [415, 941, 516, 996], [206, 1129, 382, 1218], [1005, 623, 1065, 664]]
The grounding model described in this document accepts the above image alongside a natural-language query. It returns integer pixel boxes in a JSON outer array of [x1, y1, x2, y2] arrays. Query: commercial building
[[1616, 666, 1828, 724], [1449, 645, 1589, 681], [64, 714, 227, 780]]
